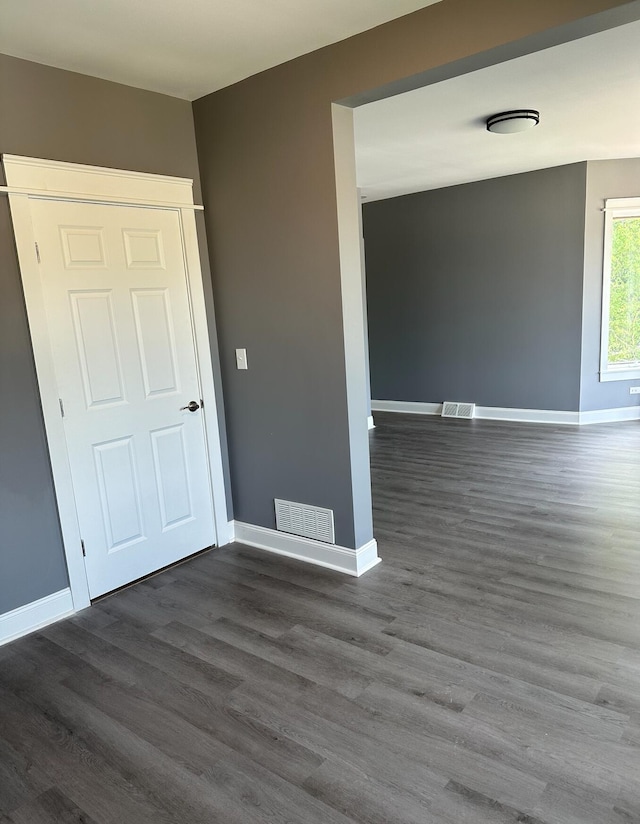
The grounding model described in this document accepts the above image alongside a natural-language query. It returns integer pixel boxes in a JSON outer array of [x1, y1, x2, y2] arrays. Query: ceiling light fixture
[[486, 109, 540, 134]]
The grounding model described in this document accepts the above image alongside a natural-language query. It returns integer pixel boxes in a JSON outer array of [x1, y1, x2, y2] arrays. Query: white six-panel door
[[30, 199, 216, 598]]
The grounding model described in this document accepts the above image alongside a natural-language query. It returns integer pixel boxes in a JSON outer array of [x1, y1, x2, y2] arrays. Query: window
[[600, 197, 640, 382]]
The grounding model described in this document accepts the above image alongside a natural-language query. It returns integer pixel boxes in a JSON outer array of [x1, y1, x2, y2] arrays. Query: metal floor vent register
[[274, 499, 335, 544], [442, 401, 476, 419]]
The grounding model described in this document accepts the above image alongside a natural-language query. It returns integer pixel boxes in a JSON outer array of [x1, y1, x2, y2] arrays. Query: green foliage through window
[[608, 216, 640, 365]]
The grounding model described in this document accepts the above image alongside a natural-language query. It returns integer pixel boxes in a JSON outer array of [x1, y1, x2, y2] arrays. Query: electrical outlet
[[630, 386, 640, 395], [235, 348, 248, 370]]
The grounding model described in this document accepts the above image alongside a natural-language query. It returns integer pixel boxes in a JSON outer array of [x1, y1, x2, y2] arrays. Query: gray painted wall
[[364, 164, 588, 412], [194, 91, 361, 547], [0, 54, 230, 614], [581, 158, 640, 412], [1, 0, 631, 613], [0, 199, 69, 613], [193, 0, 626, 551]]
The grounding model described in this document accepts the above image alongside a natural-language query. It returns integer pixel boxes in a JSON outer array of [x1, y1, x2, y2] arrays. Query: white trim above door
[[3, 155, 230, 610]]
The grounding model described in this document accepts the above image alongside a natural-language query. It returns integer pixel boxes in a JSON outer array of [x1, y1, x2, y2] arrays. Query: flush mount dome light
[[486, 109, 540, 134]]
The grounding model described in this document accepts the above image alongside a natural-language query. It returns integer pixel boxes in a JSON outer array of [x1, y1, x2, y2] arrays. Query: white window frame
[[600, 196, 640, 382]]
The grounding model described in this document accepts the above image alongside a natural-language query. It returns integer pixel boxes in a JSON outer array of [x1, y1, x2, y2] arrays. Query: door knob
[[180, 401, 200, 412]]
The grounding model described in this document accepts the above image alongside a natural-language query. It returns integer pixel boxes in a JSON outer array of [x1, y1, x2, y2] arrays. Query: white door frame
[[3, 154, 231, 612]]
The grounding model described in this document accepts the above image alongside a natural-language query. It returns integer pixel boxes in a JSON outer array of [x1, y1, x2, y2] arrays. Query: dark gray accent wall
[[194, 90, 359, 546], [364, 164, 588, 411], [0, 54, 230, 614], [0, 200, 69, 613], [193, 0, 630, 550], [581, 158, 640, 411], [1, 0, 633, 612]]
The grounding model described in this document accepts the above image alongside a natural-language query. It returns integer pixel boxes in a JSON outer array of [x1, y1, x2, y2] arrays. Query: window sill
[[599, 366, 640, 383]]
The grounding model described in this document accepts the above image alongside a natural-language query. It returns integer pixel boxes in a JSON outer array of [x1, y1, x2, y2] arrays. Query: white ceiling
[[0, 0, 441, 101], [354, 20, 640, 201]]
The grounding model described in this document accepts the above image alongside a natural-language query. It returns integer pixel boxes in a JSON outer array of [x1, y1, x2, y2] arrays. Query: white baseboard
[[216, 519, 236, 546], [372, 399, 638, 426], [0, 588, 75, 647], [232, 521, 380, 577], [371, 399, 580, 424], [578, 405, 640, 424], [372, 400, 441, 416], [367, 415, 375, 430], [475, 407, 580, 425]]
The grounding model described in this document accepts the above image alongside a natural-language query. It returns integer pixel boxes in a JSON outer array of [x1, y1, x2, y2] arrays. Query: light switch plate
[[235, 348, 248, 370]]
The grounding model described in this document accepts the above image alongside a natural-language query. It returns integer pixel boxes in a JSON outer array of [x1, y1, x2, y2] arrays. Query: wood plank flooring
[[1, 412, 640, 823]]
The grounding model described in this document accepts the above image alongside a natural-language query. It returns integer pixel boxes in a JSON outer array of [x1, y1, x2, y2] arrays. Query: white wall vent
[[441, 401, 476, 419], [274, 499, 335, 544]]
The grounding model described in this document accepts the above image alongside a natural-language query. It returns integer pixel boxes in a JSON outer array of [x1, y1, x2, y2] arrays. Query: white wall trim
[[3, 155, 230, 614], [0, 186, 205, 211], [373, 399, 640, 425], [232, 521, 380, 577], [178, 207, 234, 550], [0, 589, 75, 647], [578, 405, 640, 424], [372, 399, 582, 423], [218, 520, 236, 547], [6, 191, 92, 611], [372, 400, 442, 416], [599, 197, 640, 382], [373, 399, 579, 424], [371, 401, 442, 415], [474, 407, 580, 425], [367, 415, 375, 430], [1, 154, 203, 209], [331, 104, 375, 549], [599, 367, 640, 383]]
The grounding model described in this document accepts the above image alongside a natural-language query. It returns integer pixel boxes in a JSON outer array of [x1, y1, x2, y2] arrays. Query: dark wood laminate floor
[[2, 413, 640, 823]]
